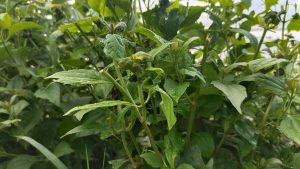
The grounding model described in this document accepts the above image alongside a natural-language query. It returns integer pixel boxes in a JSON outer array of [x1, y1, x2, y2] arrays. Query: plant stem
[[121, 132, 136, 168], [85, 145, 90, 169], [282, 0, 289, 40], [186, 100, 196, 145], [129, 131, 141, 154], [254, 28, 268, 59], [103, 63, 162, 159], [258, 96, 274, 130]]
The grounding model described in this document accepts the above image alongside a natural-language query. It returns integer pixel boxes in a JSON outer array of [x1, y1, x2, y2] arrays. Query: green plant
[[1, 0, 300, 169]]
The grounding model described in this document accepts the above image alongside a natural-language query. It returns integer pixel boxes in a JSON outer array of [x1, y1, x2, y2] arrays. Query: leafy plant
[[1, 0, 300, 169]]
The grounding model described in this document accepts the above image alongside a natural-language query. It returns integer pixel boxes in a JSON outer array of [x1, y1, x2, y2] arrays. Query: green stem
[[254, 28, 268, 59], [258, 96, 274, 130], [129, 131, 141, 154], [103, 63, 162, 158], [282, 0, 289, 40], [121, 132, 136, 168], [201, 32, 210, 71], [85, 145, 90, 169], [186, 100, 197, 145]]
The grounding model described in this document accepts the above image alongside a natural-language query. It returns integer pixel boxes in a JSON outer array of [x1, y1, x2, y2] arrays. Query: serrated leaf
[[154, 87, 176, 129], [140, 152, 162, 168], [132, 27, 166, 45], [212, 81, 247, 114], [248, 58, 288, 72], [16, 136, 68, 169], [240, 74, 287, 96], [103, 34, 127, 60], [64, 100, 133, 120], [7, 155, 38, 169], [47, 69, 110, 85], [230, 28, 258, 48], [149, 43, 171, 57], [164, 79, 189, 103], [279, 115, 300, 146], [8, 21, 44, 38]]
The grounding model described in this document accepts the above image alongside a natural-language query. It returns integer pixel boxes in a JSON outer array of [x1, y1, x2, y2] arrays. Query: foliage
[[0, 0, 300, 169]]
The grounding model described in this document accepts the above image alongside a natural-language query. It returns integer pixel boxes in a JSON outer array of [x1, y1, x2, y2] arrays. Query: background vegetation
[[0, 0, 300, 168]]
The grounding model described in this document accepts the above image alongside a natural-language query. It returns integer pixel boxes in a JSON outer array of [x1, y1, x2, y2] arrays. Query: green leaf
[[230, 28, 258, 48], [7, 155, 38, 169], [234, 121, 256, 145], [149, 43, 171, 58], [182, 37, 199, 50], [132, 27, 166, 45], [10, 100, 29, 116], [0, 13, 12, 29], [164, 79, 189, 103], [219, 0, 233, 6], [35, 83, 60, 106], [224, 62, 247, 73], [0, 119, 21, 130], [53, 141, 74, 157], [180, 6, 205, 27], [191, 132, 215, 158], [109, 159, 127, 169], [64, 100, 133, 120], [240, 74, 287, 96], [288, 17, 300, 32], [103, 34, 127, 60], [211, 81, 247, 114], [265, 0, 279, 11], [16, 136, 68, 169], [293, 153, 300, 169], [154, 86, 176, 129], [279, 115, 300, 146], [180, 67, 206, 83], [8, 21, 44, 38], [140, 152, 162, 168], [248, 58, 288, 72], [177, 163, 195, 169], [47, 69, 111, 85], [59, 17, 98, 33]]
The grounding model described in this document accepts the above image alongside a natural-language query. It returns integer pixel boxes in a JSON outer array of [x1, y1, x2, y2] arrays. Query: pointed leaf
[[132, 27, 166, 45], [65, 100, 133, 120], [212, 81, 247, 114], [140, 152, 162, 168], [164, 79, 189, 103], [230, 28, 258, 48], [248, 58, 288, 72], [47, 69, 110, 85], [154, 87, 176, 129]]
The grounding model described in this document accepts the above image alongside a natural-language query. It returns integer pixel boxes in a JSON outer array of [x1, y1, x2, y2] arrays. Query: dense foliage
[[1, 0, 300, 168]]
